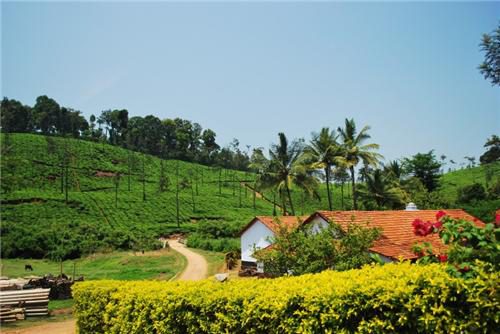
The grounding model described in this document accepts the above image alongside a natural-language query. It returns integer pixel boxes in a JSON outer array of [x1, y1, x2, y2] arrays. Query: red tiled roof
[[239, 216, 308, 236], [304, 210, 484, 260]]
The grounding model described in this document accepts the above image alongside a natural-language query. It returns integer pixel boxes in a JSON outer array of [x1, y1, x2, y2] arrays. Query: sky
[[2, 1, 499, 167]]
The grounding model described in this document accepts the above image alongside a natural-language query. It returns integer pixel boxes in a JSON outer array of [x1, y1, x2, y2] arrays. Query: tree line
[[0, 95, 251, 170], [250, 120, 499, 215]]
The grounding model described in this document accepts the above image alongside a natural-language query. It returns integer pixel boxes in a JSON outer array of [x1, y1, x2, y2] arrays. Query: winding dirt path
[[169, 239, 208, 281]]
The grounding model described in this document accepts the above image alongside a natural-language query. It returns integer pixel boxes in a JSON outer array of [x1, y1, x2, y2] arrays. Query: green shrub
[[185, 233, 239, 252], [73, 262, 499, 334], [457, 183, 487, 203]]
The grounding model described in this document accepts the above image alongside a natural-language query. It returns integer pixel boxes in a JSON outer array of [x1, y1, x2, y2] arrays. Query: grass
[[0, 249, 186, 281], [48, 299, 75, 311], [438, 162, 500, 202]]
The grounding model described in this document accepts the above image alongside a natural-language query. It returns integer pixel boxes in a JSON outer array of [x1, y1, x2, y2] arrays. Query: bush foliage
[[73, 262, 499, 334], [253, 222, 381, 276]]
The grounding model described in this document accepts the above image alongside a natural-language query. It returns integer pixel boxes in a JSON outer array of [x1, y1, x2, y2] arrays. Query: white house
[[240, 208, 484, 270], [239, 216, 307, 269]]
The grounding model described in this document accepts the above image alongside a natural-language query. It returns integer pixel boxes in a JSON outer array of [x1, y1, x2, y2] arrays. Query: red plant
[[433, 221, 443, 229], [436, 210, 447, 221], [495, 214, 500, 226], [412, 219, 434, 237], [437, 254, 448, 263]]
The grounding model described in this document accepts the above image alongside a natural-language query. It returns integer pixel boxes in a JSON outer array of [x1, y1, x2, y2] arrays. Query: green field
[[0, 249, 186, 280], [1, 133, 279, 259], [438, 162, 500, 201]]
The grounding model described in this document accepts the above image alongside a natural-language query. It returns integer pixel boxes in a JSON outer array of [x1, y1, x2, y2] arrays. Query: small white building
[[239, 216, 307, 269], [240, 209, 484, 270]]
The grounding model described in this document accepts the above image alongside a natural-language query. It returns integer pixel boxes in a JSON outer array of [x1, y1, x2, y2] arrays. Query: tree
[[464, 156, 476, 168], [357, 169, 406, 209], [253, 219, 381, 276], [159, 159, 168, 193], [403, 151, 442, 192], [439, 154, 447, 173], [337, 119, 382, 210], [0, 98, 32, 133], [259, 133, 318, 216], [478, 23, 500, 86], [98, 109, 128, 146], [32, 95, 61, 134], [480, 135, 500, 164], [200, 128, 219, 163], [305, 127, 342, 210], [384, 160, 404, 182], [332, 167, 350, 209], [457, 183, 487, 203], [114, 173, 121, 208]]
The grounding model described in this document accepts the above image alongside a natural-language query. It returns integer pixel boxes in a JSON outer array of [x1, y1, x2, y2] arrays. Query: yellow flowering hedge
[[73, 262, 499, 333]]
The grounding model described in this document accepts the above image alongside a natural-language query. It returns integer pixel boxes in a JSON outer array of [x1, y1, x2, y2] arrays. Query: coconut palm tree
[[304, 127, 343, 210], [337, 118, 382, 210], [259, 133, 318, 215], [384, 160, 404, 182], [357, 169, 405, 209]]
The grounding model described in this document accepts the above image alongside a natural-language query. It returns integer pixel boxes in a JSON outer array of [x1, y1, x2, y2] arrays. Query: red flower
[[436, 210, 447, 221], [413, 249, 425, 258], [412, 219, 434, 236], [433, 221, 443, 229], [495, 214, 500, 226], [460, 266, 470, 273], [437, 254, 448, 263]]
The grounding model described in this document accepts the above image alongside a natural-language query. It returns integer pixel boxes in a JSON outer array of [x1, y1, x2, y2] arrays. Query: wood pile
[[0, 288, 50, 322], [25, 274, 81, 300]]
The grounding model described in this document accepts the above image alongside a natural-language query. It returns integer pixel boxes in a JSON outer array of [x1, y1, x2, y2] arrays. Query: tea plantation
[[1, 133, 280, 259]]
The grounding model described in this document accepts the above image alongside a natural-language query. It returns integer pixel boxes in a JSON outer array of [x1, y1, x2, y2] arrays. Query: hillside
[[437, 161, 500, 221], [438, 162, 500, 201], [0, 133, 279, 259]]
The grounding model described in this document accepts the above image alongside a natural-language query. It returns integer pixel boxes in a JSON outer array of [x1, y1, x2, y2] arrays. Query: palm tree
[[384, 160, 403, 182], [305, 127, 342, 210], [357, 169, 405, 209], [332, 166, 350, 209], [337, 118, 382, 210], [259, 133, 318, 215]]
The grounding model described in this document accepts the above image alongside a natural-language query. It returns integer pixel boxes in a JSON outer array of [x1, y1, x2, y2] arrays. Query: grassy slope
[[438, 162, 500, 202], [1, 133, 277, 258], [437, 162, 500, 222], [0, 249, 186, 280]]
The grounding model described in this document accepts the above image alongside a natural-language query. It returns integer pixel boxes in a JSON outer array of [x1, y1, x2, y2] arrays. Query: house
[[239, 216, 307, 270], [240, 206, 484, 269], [303, 209, 484, 262]]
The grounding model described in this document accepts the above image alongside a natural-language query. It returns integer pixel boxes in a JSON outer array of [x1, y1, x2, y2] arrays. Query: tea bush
[[73, 262, 499, 334]]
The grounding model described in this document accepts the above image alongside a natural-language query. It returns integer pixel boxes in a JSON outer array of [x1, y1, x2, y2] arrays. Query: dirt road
[[2, 319, 76, 334], [169, 239, 208, 281]]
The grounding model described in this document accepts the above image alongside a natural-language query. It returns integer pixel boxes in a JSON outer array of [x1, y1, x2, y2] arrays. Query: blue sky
[[2, 2, 499, 166]]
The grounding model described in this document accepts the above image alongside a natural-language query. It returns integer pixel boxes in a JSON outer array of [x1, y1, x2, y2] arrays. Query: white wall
[[308, 216, 330, 234], [241, 220, 275, 263]]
